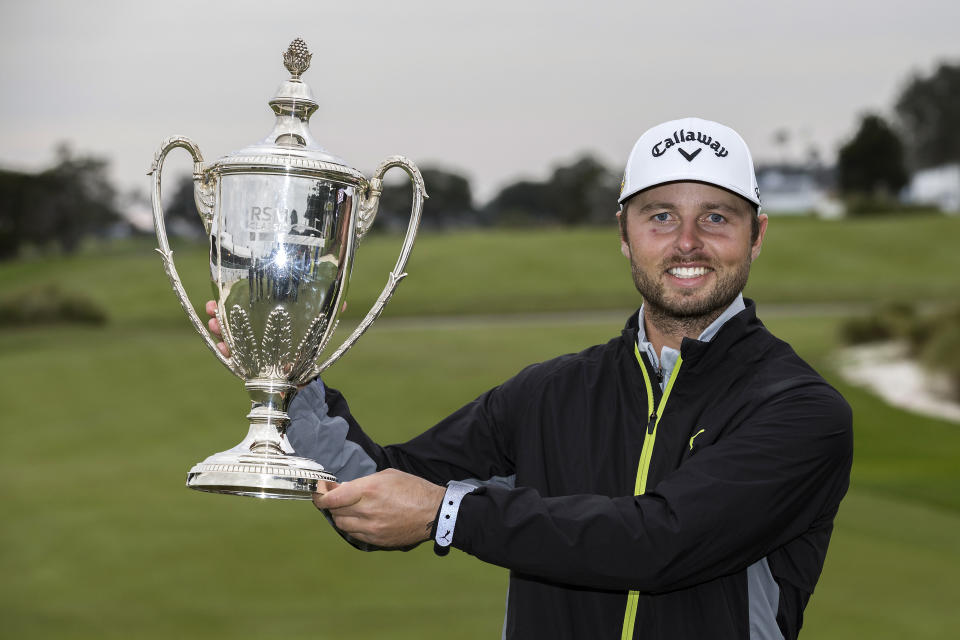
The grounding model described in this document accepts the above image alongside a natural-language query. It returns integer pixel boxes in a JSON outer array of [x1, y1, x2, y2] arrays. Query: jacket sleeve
[[449, 384, 853, 593], [286, 380, 378, 482], [287, 377, 517, 486]]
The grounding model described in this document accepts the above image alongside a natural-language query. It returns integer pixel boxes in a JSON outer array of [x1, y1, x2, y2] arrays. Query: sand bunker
[[837, 342, 960, 423]]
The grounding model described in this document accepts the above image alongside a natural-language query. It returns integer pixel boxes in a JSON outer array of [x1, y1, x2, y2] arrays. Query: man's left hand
[[313, 469, 446, 548]]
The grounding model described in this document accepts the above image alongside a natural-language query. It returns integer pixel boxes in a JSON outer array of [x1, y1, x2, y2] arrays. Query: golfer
[[208, 117, 852, 640]]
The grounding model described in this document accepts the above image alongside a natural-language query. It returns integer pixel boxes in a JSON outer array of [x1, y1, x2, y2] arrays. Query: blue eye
[[706, 213, 725, 224], [653, 213, 670, 222]]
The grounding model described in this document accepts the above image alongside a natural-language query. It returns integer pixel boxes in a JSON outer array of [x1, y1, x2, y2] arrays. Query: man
[[208, 117, 853, 639]]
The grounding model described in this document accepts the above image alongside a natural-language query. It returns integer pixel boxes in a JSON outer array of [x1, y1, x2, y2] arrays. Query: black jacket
[[317, 301, 853, 639]]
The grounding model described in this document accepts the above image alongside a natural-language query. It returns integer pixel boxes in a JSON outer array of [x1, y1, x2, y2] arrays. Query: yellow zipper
[[620, 343, 683, 640]]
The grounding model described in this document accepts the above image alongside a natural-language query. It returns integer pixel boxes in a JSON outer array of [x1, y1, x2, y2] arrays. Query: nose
[[675, 217, 703, 254]]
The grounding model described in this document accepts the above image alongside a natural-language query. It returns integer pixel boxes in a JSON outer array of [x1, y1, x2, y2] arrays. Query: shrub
[[0, 284, 108, 326], [840, 302, 916, 344], [840, 315, 896, 344], [842, 195, 939, 217], [921, 324, 960, 398]]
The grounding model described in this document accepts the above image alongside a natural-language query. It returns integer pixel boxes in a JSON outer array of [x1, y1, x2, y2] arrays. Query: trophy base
[[187, 449, 337, 500]]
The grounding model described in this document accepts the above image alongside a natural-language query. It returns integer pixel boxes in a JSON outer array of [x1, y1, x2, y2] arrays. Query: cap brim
[[618, 174, 761, 207]]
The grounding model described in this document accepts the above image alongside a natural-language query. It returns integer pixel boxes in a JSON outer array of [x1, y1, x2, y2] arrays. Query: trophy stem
[[185, 379, 337, 499], [246, 381, 293, 454]]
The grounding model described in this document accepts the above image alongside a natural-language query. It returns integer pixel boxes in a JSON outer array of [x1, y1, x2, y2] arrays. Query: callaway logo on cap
[[619, 117, 761, 208]]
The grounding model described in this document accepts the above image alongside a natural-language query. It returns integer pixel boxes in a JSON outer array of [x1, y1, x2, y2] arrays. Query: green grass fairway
[[1, 218, 959, 638]]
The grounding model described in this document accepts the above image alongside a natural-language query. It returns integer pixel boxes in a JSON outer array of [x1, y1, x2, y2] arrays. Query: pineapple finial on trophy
[[283, 38, 312, 79]]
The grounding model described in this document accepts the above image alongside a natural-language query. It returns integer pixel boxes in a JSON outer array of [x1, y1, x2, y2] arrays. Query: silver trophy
[[148, 38, 425, 500]]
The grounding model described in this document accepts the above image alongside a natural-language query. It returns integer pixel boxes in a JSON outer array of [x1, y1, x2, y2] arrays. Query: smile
[[667, 266, 711, 279]]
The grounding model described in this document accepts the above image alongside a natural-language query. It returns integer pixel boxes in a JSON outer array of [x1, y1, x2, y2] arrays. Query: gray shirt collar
[[636, 293, 746, 389]]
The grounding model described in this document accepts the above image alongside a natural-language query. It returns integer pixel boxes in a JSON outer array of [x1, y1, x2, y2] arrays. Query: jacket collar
[[621, 298, 762, 368]]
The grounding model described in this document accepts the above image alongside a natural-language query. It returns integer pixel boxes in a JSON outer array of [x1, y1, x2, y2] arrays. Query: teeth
[[668, 266, 709, 278]]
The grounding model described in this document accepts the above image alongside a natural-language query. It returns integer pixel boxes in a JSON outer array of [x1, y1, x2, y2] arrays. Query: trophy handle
[[149, 135, 242, 378], [313, 155, 427, 375]]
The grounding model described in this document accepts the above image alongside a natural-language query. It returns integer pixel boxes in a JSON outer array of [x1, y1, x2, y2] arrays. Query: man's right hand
[[205, 300, 231, 358]]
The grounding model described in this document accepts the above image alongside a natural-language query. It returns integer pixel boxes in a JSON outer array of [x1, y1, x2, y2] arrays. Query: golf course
[[1, 214, 958, 638]]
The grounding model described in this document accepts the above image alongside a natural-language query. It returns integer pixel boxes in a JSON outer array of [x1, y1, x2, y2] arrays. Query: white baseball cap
[[618, 117, 761, 209]]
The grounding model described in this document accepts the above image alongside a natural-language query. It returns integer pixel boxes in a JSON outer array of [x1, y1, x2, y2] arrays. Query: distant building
[[905, 164, 960, 214], [755, 164, 843, 218]]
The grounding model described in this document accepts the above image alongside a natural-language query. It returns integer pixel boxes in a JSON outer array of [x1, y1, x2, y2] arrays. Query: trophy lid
[[216, 38, 362, 180]]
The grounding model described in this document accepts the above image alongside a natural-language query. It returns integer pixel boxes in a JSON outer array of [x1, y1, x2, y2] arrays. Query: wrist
[[424, 482, 446, 541]]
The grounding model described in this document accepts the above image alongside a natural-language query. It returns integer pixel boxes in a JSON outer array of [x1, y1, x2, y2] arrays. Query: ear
[[751, 213, 768, 261], [616, 210, 630, 259]]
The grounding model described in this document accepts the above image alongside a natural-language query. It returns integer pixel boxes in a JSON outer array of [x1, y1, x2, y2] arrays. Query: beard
[[630, 252, 751, 323]]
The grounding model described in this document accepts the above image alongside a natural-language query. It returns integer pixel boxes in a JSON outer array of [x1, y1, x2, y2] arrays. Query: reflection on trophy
[[148, 38, 426, 500]]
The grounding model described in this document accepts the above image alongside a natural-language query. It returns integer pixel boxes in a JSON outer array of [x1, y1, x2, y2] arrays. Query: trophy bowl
[[148, 39, 426, 500]]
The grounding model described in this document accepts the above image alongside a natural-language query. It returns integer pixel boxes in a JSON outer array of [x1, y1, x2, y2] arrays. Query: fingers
[[313, 480, 362, 511], [205, 301, 220, 335], [311, 479, 339, 504], [204, 300, 230, 357], [315, 479, 339, 495]]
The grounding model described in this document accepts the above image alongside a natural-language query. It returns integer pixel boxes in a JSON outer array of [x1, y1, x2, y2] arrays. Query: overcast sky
[[1, 0, 958, 210]]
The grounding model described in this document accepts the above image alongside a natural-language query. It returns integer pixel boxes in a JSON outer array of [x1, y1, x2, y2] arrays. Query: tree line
[[375, 155, 620, 231], [2, 61, 959, 260], [0, 145, 121, 260], [837, 62, 960, 202]]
